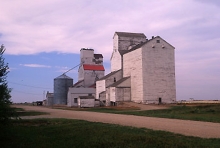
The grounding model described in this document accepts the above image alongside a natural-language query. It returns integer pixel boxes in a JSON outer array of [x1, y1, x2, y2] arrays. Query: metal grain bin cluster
[[53, 74, 73, 105]]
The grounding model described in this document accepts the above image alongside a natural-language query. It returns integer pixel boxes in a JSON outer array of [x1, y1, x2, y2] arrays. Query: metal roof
[[118, 50, 129, 56], [115, 32, 146, 38], [98, 69, 122, 80], [80, 48, 94, 51], [54, 74, 73, 79], [79, 96, 95, 99], [122, 36, 175, 55], [83, 64, 105, 71], [108, 77, 130, 88], [72, 80, 84, 87]]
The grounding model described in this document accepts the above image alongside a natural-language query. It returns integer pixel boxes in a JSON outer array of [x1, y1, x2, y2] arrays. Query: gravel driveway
[[14, 105, 220, 138]]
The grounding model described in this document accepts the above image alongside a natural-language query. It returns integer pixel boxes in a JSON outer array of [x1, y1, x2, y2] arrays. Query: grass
[[53, 106, 140, 112], [12, 107, 49, 116], [1, 118, 220, 148], [79, 104, 220, 123]]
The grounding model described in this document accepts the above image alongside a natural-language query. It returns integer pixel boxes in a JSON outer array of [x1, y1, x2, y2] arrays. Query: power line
[[8, 63, 82, 95], [8, 81, 52, 89], [12, 90, 43, 96], [63, 63, 82, 75]]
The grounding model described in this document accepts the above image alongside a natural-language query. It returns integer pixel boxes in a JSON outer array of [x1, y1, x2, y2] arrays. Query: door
[[159, 98, 162, 104]]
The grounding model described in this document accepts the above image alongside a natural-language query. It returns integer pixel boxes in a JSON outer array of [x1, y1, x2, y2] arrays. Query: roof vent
[[152, 36, 154, 39], [162, 45, 165, 48], [152, 45, 155, 48]]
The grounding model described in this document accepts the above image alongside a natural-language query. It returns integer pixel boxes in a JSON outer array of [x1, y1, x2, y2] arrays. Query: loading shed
[[78, 96, 95, 108]]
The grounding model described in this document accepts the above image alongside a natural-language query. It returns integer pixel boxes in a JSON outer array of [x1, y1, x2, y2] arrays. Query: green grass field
[[1, 119, 220, 148], [12, 107, 49, 116], [81, 104, 220, 123]]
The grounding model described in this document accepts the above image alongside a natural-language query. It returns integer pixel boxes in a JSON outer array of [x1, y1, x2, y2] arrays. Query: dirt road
[[14, 105, 220, 139]]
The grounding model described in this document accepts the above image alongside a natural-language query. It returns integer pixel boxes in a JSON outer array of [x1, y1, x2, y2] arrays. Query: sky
[[1, 0, 220, 103]]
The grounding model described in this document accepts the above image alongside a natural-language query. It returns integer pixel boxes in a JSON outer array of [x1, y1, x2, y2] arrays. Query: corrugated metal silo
[[53, 74, 73, 105]]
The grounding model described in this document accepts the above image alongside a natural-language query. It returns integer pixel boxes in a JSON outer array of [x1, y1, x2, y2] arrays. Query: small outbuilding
[[78, 96, 95, 108], [36, 101, 43, 106], [46, 91, 54, 106], [67, 87, 96, 107]]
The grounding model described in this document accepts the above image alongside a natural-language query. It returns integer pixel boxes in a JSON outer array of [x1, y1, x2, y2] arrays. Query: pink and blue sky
[[1, 0, 220, 103]]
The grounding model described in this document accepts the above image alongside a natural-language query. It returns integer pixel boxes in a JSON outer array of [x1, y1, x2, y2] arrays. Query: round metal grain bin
[[53, 74, 73, 105]]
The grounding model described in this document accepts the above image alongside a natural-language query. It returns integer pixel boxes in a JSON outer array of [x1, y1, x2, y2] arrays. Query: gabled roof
[[156, 36, 175, 49], [79, 96, 95, 99], [100, 91, 106, 94], [98, 69, 122, 81], [118, 50, 128, 56], [94, 54, 103, 59], [114, 32, 146, 38], [122, 36, 175, 55], [54, 74, 73, 80], [83, 64, 105, 71], [108, 77, 130, 88], [72, 80, 84, 87], [110, 49, 128, 61]]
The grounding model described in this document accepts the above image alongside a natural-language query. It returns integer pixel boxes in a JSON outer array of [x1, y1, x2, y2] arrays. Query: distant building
[[67, 87, 95, 107], [67, 48, 104, 107], [46, 91, 54, 106], [73, 48, 105, 87]]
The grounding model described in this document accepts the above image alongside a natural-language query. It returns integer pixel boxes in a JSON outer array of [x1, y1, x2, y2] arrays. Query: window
[[156, 40, 160, 43], [74, 98, 77, 103]]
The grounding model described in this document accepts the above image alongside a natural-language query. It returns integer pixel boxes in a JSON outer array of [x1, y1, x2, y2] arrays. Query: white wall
[[84, 70, 104, 87], [111, 33, 146, 72], [67, 88, 95, 107], [105, 70, 122, 87], [113, 34, 118, 52], [46, 96, 53, 106], [80, 49, 94, 64], [123, 37, 176, 104], [111, 51, 122, 72], [96, 70, 122, 99], [116, 88, 131, 102], [142, 37, 176, 103], [109, 87, 116, 102], [123, 48, 144, 103], [78, 66, 84, 81], [106, 88, 110, 106], [99, 92, 106, 102], [96, 80, 105, 99], [78, 98, 95, 108]]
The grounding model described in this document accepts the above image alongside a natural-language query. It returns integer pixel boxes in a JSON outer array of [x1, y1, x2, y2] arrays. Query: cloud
[[1, 0, 220, 101], [195, 0, 220, 7], [20, 64, 51, 68], [8, 67, 17, 71], [0, 0, 218, 59]]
